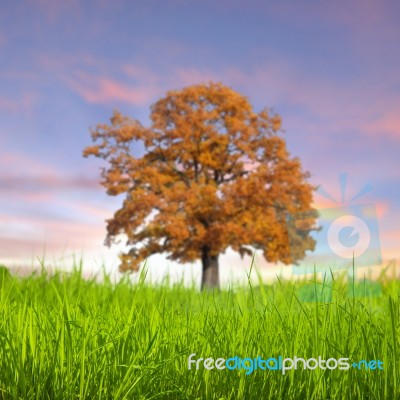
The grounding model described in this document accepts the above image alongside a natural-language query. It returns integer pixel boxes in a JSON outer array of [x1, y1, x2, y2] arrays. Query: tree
[[83, 82, 317, 290]]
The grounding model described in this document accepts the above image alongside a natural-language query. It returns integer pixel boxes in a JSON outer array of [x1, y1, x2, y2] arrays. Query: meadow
[[0, 262, 398, 399]]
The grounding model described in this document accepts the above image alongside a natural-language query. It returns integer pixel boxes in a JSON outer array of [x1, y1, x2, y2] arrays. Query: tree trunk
[[201, 246, 220, 291]]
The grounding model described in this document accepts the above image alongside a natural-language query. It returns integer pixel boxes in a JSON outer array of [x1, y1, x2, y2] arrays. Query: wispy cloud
[[63, 57, 400, 145], [0, 152, 102, 209], [66, 71, 157, 106], [0, 175, 101, 192], [0, 93, 37, 115], [0, 152, 116, 262], [0, 217, 104, 259], [363, 111, 400, 139], [215, 62, 400, 143], [0, 152, 58, 176]]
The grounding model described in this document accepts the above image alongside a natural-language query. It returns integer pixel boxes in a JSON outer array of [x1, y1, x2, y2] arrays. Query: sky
[[1, 0, 399, 283]]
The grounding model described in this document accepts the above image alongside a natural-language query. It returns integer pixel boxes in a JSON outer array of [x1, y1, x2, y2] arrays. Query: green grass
[[0, 262, 398, 399]]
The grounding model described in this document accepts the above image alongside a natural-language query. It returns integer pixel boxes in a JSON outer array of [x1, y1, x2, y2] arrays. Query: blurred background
[[1, 0, 399, 284]]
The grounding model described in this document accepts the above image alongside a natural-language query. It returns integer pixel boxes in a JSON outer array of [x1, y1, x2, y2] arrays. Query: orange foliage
[[83, 82, 317, 273]]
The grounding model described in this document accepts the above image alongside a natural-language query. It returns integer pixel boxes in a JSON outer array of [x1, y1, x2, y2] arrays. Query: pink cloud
[[39, 52, 144, 104], [0, 152, 102, 212], [363, 111, 400, 139], [0, 237, 47, 258], [0, 152, 58, 176], [210, 62, 400, 144], [0, 92, 37, 114], [67, 71, 157, 105], [0, 175, 101, 191], [53, 44, 400, 142], [38, 45, 400, 144], [65, 61, 211, 107], [23, 192, 55, 203], [66, 201, 115, 220], [0, 188, 124, 268], [0, 220, 104, 259]]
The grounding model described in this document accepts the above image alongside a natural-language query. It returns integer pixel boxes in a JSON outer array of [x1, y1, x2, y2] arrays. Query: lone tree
[[84, 82, 317, 290]]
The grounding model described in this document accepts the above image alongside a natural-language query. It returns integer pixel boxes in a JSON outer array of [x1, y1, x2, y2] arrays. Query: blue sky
[[1, 0, 399, 278]]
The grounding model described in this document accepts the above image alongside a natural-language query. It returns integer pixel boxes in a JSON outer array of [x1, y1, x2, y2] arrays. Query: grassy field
[[0, 262, 398, 399]]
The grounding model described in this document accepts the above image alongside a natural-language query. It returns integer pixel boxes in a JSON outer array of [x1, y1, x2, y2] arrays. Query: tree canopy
[[83, 82, 317, 289]]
